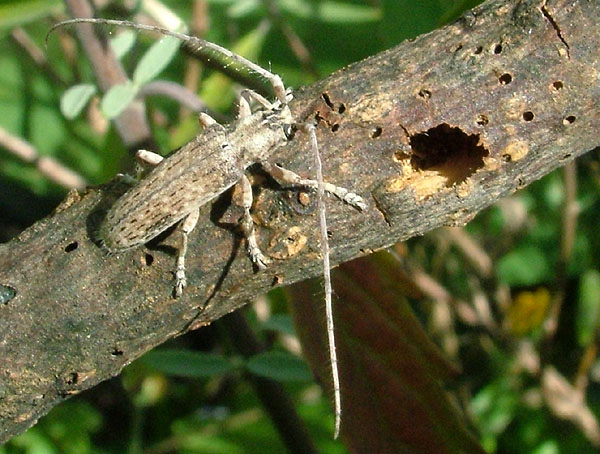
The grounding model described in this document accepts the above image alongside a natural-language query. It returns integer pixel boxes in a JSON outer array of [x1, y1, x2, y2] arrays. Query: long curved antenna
[[46, 18, 287, 104], [307, 123, 341, 438]]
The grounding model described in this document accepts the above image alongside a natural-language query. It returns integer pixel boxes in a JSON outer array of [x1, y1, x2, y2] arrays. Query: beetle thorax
[[237, 105, 294, 165]]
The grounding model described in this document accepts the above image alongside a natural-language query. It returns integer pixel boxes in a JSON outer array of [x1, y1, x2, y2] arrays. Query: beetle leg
[[261, 161, 367, 211], [174, 209, 201, 298], [238, 174, 269, 269]]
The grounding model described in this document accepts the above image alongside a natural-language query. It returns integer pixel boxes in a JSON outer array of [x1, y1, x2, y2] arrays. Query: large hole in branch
[[409, 124, 488, 187]]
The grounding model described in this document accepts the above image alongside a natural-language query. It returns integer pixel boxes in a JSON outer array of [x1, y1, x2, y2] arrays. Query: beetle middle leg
[[238, 174, 269, 270], [132, 148, 202, 297]]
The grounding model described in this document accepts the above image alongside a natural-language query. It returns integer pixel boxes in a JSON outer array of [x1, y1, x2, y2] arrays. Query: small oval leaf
[[110, 29, 137, 59], [318, 1, 381, 23], [100, 81, 138, 119], [246, 351, 312, 382], [60, 83, 97, 119], [227, 0, 260, 19], [280, 0, 380, 23], [140, 349, 234, 378], [133, 36, 181, 86], [497, 246, 551, 287]]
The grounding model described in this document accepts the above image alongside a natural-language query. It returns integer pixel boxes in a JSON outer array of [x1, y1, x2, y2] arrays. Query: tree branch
[[1, 0, 598, 442]]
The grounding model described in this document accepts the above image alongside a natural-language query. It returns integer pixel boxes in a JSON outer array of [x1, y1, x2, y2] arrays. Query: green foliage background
[[1, 0, 599, 453]]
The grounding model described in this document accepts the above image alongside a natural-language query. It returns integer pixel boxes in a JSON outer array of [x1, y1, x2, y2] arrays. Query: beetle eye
[[283, 124, 297, 140]]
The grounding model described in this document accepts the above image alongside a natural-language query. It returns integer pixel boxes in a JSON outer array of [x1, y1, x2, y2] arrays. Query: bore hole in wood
[[144, 253, 154, 266], [499, 73, 512, 85], [0, 284, 16, 305], [272, 275, 283, 286], [409, 124, 488, 187], [65, 241, 78, 252], [522, 111, 534, 122], [331, 124, 340, 132], [552, 81, 564, 91], [371, 127, 383, 138], [476, 114, 489, 126], [321, 92, 334, 109], [111, 349, 124, 356], [563, 115, 576, 125], [493, 44, 503, 54], [418, 89, 431, 99], [474, 46, 483, 54], [338, 103, 346, 114]]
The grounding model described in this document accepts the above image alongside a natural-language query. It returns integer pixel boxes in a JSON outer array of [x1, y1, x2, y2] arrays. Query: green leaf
[[576, 269, 600, 346], [140, 349, 234, 378], [7, 428, 58, 454], [100, 81, 138, 119], [0, 0, 61, 32], [261, 314, 296, 336], [60, 84, 96, 119], [318, 1, 381, 23], [471, 375, 519, 451], [110, 29, 137, 60], [227, 0, 260, 19], [497, 246, 552, 287], [532, 440, 560, 454], [178, 434, 245, 454], [133, 35, 181, 86], [277, 0, 311, 18], [280, 0, 380, 23], [44, 401, 102, 444], [246, 351, 313, 382]]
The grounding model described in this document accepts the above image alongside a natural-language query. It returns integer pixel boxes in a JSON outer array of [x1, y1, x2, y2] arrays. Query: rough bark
[[0, 0, 598, 443]]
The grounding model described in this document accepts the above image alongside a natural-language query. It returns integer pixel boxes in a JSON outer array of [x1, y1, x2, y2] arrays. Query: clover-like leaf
[[100, 81, 138, 119], [133, 35, 181, 86], [60, 84, 97, 119]]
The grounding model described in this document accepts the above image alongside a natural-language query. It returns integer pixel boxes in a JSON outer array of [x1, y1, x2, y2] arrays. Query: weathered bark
[[0, 0, 598, 442]]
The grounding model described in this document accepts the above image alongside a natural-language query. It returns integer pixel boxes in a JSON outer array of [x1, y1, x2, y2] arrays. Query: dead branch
[[1, 0, 598, 442]]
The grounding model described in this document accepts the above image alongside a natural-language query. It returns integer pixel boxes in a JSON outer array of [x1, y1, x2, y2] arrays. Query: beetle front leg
[[261, 161, 367, 211], [135, 149, 164, 178], [238, 174, 269, 270]]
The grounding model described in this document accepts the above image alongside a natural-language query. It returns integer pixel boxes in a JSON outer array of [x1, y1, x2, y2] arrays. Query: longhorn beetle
[[48, 17, 367, 438]]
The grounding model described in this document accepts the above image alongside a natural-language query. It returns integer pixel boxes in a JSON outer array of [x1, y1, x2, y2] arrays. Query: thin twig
[[0, 126, 86, 189], [443, 227, 493, 278], [262, 0, 319, 78], [137, 81, 207, 113], [10, 27, 67, 87], [543, 162, 579, 341], [179, 0, 207, 121]]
